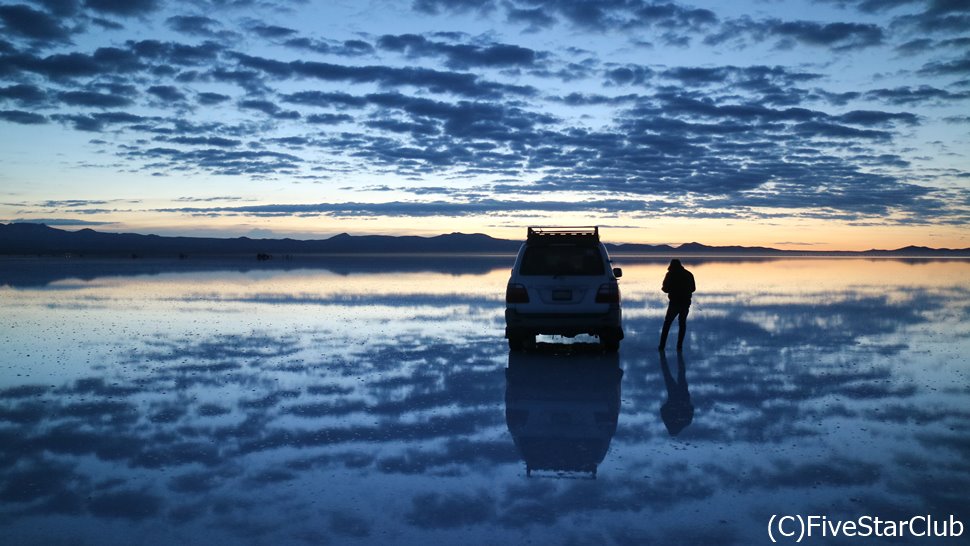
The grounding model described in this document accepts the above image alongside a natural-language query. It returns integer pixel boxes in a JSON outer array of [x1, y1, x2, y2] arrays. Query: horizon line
[[3, 222, 969, 254]]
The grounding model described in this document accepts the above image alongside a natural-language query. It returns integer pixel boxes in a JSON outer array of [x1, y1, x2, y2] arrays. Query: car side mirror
[[613, 267, 623, 278]]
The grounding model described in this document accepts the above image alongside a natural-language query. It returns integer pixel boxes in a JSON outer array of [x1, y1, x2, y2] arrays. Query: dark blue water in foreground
[[1, 257, 967, 545]]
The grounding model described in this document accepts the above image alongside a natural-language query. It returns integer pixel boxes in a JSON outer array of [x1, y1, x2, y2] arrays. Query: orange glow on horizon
[[73, 212, 969, 253]]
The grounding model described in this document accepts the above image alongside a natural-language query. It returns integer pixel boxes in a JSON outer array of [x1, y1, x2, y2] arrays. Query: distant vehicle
[[505, 227, 624, 352]]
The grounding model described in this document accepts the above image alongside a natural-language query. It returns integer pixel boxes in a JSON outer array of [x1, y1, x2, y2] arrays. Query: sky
[[0, 0, 968, 250]]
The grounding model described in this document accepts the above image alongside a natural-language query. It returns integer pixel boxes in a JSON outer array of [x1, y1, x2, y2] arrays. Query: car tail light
[[506, 283, 529, 303], [595, 283, 620, 303]]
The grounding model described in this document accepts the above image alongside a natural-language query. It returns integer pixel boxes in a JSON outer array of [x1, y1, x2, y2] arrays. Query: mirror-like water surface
[[1, 257, 968, 545]]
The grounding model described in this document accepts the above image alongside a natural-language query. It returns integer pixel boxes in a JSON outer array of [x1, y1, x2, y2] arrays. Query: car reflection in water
[[658, 351, 694, 436], [505, 343, 622, 478]]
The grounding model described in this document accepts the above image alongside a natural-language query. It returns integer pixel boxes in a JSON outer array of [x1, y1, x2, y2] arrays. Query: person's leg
[[676, 305, 690, 349], [659, 304, 677, 350]]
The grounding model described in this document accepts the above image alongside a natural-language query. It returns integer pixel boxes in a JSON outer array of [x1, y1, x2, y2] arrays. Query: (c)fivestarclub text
[[768, 514, 964, 542]]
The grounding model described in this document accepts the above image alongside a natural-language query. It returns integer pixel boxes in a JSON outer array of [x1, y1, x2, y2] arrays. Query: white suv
[[505, 227, 624, 352]]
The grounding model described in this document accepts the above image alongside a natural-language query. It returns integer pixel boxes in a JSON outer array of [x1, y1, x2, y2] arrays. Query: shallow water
[[1, 257, 968, 545]]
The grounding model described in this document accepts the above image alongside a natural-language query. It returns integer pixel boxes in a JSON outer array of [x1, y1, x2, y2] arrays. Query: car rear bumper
[[505, 307, 623, 338]]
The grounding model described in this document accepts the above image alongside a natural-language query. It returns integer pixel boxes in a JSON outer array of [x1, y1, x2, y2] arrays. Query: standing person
[[658, 259, 695, 351]]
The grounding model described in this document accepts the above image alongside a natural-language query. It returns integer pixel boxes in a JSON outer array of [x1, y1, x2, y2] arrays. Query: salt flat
[[1, 258, 967, 545]]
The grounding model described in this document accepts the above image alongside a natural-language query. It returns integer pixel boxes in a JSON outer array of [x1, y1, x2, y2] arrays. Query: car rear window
[[519, 245, 605, 276]]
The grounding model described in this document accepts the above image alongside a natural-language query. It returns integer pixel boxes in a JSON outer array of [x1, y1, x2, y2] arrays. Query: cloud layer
[[0, 0, 968, 229]]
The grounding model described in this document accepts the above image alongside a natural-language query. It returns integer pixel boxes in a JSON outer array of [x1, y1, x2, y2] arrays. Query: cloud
[[10, 40, 934, 222], [58, 90, 134, 108], [279, 90, 368, 108], [629, 1, 719, 32], [83, 0, 160, 17], [377, 33, 538, 69], [0, 40, 222, 81], [366, 92, 552, 138], [794, 120, 892, 140], [943, 114, 970, 124], [656, 65, 822, 106], [152, 80, 937, 223], [8, 217, 115, 225], [0, 83, 48, 104], [166, 15, 235, 39], [206, 67, 265, 92], [124, 146, 302, 176], [30, 0, 83, 17], [605, 64, 654, 86], [0, 109, 47, 124], [53, 111, 149, 131], [129, 39, 224, 66], [281, 37, 375, 57], [158, 135, 241, 147], [196, 91, 230, 105], [818, 1, 970, 36], [155, 198, 666, 218], [412, 0, 495, 16], [918, 52, 970, 77], [506, 6, 556, 30], [38, 199, 111, 207], [836, 109, 919, 126], [707, 17, 884, 51], [364, 117, 439, 136], [864, 84, 970, 104], [173, 195, 248, 202], [894, 37, 934, 55], [818, 0, 919, 13], [894, 1, 970, 33], [230, 53, 537, 98], [0, 0, 962, 229], [2, 51, 101, 79], [248, 23, 298, 39], [552, 91, 638, 106], [419, 0, 718, 35], [415, 1, 883, 52], [768, 20, 883, 49], [90, 16, 123, 30], [0, 3, 73, 42], [146, 85, 186, 102], [238, 98, 301, 119], [305, 113, 353, 124]]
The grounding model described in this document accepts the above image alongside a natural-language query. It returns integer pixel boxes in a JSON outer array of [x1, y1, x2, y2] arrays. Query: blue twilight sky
[[0, 0, 968, 249]]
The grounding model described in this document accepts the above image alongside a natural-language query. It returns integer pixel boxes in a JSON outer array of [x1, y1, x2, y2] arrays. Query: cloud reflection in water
[[0, 258, 967, 544]]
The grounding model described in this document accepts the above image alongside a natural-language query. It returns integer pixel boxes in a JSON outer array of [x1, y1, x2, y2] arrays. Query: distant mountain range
[[1, 223, 968, 257]]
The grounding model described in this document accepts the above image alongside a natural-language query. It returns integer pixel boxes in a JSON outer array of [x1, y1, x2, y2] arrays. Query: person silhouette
[[658, 259, 695, 351], [659, 351, 693, 436]]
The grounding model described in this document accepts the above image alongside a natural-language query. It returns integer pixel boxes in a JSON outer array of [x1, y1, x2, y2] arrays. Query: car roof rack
[[527, 226, 600, 243]]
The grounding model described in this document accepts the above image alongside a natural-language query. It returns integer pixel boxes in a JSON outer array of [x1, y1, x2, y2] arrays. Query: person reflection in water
[[658, 258, 695, 351], [659, 351, 693, 436]]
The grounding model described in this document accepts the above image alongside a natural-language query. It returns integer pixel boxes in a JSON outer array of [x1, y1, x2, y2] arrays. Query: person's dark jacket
[[662, 265, 695, 304]]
